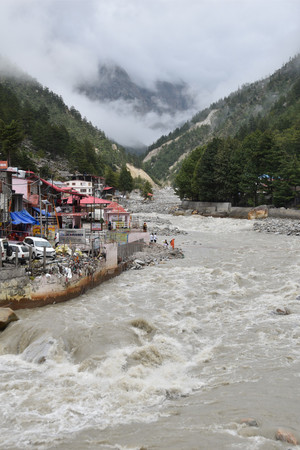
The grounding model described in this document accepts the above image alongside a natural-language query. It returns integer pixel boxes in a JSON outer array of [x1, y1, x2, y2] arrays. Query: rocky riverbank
[[253, 217, 300, 236], [121, 188, 187, 238], [124, 243, 184, 270], [121, 187, 180, 215], [122, 188, 300, 239]]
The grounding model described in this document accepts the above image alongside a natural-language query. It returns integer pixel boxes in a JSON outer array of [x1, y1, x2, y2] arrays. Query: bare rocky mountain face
[[77, 64, 194, 116]]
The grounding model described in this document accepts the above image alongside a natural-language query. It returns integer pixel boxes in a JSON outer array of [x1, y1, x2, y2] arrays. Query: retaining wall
[[118, 239, 145, 260], [181, 201, 231, 214]]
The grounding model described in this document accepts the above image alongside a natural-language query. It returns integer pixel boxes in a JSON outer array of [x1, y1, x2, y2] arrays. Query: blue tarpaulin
[[32, 207, 51, 217], [10, 210, 40, 225]]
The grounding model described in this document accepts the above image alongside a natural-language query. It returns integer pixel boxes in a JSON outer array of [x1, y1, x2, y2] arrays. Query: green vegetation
[[141, 180, 153, 199], [145, 54, 300, 187], [0, 71, 136, 179], [174, 74, 300, 207], [118, 165, 134, 195]]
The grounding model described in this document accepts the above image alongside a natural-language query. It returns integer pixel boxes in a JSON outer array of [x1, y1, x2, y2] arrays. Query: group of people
[[163, 238, 175, 249], [149, 233, 175, 249], [149, 233, 157, 244]]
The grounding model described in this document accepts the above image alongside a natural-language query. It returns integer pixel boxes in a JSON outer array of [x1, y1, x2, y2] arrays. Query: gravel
[[120, 188, 187, 237], [120, 187, 180, 215], [253, 217, 300, 236], [122, 188, 300, 238], [124, 243, 184, 270]]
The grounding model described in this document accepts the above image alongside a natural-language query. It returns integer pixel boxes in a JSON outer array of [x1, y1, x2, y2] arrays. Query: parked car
[[23, 236, 56, 259], [7, 242, 30, 264], [0, 238, 9, 261]]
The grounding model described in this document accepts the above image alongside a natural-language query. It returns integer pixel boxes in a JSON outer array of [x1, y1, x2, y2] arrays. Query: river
[[0, 213, 299, 449]]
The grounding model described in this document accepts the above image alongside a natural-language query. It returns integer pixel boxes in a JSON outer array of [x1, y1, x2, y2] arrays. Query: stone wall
[[181, 201, 231, 214], [0, 267, 32, 307], [268, 208, 300, 220]]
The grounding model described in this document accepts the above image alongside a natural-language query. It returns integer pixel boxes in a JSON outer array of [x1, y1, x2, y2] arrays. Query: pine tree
[[118, 165, 134, 196]]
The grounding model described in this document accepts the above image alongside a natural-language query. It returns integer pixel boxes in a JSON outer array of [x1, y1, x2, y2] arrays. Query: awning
[[10, 210, 40, 225]]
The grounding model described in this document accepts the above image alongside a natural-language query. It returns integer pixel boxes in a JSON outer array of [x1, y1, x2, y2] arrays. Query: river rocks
[[239, 418, 259, 427], [275, 428, 298, 445], [0, 307, 19, 330], [130, 318, 155, 334], [120, 188, 180, 215], [253, 217, 300, 236], [248, 205, 269, 220], [274, 307, 291, 315], [125, 244, 184, 270]]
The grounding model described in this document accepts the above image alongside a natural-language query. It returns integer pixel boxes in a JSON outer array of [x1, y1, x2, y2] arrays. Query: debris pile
[[27, 245, 104, 280], [124, 243, 184, 270]]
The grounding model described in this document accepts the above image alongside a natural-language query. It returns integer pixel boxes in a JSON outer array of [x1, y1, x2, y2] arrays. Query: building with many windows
[[65, 174, 105, 197]]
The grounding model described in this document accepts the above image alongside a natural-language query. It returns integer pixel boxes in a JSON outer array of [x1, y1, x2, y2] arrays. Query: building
[[65, 174, 105, 197], [104, 202, 131, 229]]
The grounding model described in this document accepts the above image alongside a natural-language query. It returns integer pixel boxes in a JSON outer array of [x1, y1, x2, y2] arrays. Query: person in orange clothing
[[170, 238, 175, 249]]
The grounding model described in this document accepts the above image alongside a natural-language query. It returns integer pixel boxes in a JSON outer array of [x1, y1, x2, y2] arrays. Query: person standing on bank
[[154, 233, 157, 243]]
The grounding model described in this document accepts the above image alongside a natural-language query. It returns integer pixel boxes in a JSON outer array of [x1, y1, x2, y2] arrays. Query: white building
[[64, 175, 105, 197], [65, 179, 92, 195]]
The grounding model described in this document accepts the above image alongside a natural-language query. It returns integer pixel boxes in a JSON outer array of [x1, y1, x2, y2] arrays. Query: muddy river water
[[0, 213, 299, 449]]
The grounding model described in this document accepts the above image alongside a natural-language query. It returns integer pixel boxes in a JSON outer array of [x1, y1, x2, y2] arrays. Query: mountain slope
[[77, 63, 194, 116], [0, 59, 138, 176], [143, 54, 300, 182]]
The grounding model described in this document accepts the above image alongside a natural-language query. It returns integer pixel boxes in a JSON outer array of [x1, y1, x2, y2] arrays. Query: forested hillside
[[0, 67, 138, 179], [144, 54, 300, 184], [174, 65, 300, 207]]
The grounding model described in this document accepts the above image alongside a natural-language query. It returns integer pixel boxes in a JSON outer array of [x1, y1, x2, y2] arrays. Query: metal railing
[[117, 239, 145, 260]]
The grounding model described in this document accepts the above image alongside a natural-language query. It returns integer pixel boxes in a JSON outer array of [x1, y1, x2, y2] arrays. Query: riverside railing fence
[[117, 239, 145, 260]]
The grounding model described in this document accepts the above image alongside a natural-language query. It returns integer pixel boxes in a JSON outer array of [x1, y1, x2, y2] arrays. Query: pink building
[[104, 202, 130, 229]]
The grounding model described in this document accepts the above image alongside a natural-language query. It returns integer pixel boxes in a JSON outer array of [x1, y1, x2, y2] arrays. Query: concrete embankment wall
[[268, 208, 300, 220], [181, 201, 300, 220], [0, 267, 31, 308], [0, 238, 148, 310], [0, 263, 126, 310], [181, 200, 231, 215], [118, 239, 145, 260], [229, 207, 300, 220]]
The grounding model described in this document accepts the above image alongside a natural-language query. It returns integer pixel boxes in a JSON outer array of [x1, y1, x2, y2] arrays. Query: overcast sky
[[0, 0, 299, 148]]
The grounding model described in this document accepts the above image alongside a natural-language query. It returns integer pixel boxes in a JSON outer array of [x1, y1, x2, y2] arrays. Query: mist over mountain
[[143, 54, 300, 182], [77, 63, 195, 132]]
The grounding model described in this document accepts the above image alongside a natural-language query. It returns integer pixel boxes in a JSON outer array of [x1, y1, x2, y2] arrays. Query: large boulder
[[239, 418, 259, 427], [248, 205, 269, 220], [275, 429, 298, 445], [0, 308, 19, 331]]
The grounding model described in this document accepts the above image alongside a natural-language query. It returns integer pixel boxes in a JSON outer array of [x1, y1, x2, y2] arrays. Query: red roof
[[80, 196, 112, 205], [65, 194, 86, 204], [106, 201, 128, 214], [25, 171, 81, 195]]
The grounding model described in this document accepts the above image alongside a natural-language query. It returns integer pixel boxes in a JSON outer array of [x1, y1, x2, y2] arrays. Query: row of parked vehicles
[[0, 236, 56, 264]]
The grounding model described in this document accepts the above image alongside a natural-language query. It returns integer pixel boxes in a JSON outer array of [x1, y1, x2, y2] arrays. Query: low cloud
[[0, 0, 299, 147]]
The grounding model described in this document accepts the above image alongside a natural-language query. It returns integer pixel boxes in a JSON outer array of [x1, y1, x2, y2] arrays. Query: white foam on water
[[1, 214, 300, 448]]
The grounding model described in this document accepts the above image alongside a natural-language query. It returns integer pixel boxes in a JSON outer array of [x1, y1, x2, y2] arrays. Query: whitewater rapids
[[0, 213, 299, 449]]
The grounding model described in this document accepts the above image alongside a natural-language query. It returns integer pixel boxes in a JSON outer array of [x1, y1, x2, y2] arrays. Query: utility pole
[[39, 175, 43, 237]]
